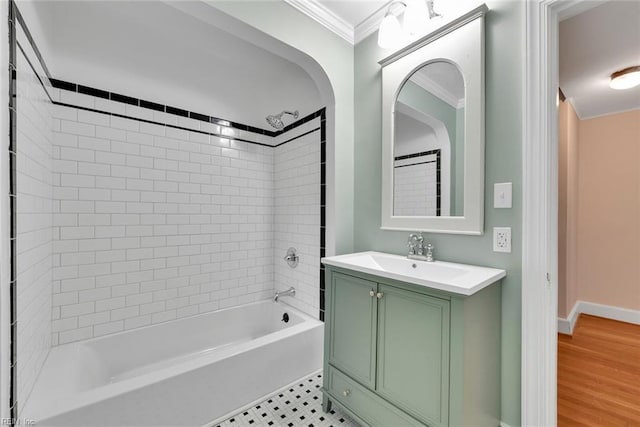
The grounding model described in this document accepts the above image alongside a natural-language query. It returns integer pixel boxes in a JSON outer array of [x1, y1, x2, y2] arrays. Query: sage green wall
[[211, 1, 355, 255], [354, 2, 523, 425]]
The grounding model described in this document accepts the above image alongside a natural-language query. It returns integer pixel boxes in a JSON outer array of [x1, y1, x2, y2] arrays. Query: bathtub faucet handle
[[284, 247, 299, 268]]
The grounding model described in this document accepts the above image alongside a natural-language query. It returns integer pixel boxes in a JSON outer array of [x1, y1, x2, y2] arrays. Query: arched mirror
[[380, 6, 486, 234], [393, 61, 465, 217]]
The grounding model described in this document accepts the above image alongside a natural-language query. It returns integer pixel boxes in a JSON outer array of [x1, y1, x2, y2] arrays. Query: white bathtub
[[23, 300, 323, 426]]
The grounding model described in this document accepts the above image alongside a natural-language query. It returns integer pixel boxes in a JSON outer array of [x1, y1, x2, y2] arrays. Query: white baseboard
[[557, 301, 580, 335], [558, 300, 640, 334], [499, 422, 512, 427], [578, 301, 640, 325]]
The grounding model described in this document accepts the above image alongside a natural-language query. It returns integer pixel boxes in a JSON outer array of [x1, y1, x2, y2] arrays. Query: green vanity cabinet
[[327, 273, 378, 388], [376, 284, 450, 426], [322, 266, 502, 427]]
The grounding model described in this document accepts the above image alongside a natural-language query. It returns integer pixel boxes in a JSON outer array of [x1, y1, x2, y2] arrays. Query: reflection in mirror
[[393, 61, 465, 217]]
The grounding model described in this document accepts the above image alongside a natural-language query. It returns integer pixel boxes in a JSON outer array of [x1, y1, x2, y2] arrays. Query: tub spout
[[274, 287, 295, 303]]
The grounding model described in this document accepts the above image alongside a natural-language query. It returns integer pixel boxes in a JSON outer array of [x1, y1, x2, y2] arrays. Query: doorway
[[556, 2, 640, 422], [522, 1, 640, 425]]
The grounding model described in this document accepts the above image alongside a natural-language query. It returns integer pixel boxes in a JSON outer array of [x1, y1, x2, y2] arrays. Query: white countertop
[[322, 251, 506, 296]]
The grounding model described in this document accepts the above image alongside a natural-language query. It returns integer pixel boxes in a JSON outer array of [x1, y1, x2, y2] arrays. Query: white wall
[[15, 21, 54, 415]]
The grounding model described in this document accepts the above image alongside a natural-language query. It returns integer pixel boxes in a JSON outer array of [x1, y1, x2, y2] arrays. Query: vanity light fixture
[[609, 66, 640, 90], [377, 0, 442, 49]]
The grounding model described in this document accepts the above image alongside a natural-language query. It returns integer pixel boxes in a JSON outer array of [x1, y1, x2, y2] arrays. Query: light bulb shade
[[609, 66, 640, 90], [378, 13, 403, 49], [403, 0, 429, 35]]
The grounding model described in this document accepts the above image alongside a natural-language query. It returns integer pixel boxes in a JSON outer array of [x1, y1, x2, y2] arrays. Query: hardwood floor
[[558, 314, 640, 426]]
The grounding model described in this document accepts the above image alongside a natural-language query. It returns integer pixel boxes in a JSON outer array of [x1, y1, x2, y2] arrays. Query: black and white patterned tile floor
[[216, 372, 359, 427]]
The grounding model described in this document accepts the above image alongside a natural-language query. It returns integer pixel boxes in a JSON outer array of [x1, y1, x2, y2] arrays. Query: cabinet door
[[327, 272, 377, 389], [376, 284, 450, 427]]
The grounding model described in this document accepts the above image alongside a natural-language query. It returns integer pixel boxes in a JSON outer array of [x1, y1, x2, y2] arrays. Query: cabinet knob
[[343, 389, 350, 397], [376, 292, 384, 299], [369, 290, 375, 297]]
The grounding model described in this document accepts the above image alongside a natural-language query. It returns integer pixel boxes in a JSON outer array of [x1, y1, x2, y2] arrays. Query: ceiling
[[36, 1, 321, 130], [559, 1, 640, 119]]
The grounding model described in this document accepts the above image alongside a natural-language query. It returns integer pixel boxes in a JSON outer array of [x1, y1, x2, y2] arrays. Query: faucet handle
[[407, 234, 417, 255], [425, 243, 434, 262], [415, 232, 425, 255]]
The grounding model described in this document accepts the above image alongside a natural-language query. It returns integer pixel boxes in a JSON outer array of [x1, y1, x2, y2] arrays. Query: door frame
[[521, 1, 609, 425]]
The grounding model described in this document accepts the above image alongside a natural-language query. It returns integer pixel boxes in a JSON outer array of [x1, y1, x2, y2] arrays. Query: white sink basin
[[321, 251, 506, 296]]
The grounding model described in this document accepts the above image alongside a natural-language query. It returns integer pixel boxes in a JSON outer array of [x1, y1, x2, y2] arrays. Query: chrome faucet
[[407, 232, 435, 262], [274, 287, 295, 302]]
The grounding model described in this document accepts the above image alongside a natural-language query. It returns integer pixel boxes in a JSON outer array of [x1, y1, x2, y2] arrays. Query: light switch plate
[[493, 227, 511, 253], [494, 182, 512, 208]]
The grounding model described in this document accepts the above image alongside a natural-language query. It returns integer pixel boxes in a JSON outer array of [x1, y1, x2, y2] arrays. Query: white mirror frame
[[380, 5, 487, 235]]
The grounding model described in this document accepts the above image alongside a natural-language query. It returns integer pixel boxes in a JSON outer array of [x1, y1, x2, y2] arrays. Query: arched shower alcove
[[6, 1, 341, 423]]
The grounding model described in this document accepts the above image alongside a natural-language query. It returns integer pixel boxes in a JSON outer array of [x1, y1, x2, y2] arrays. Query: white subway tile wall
[[16, 48, 53, 412], [393, 155, 438, 216], [274, 120, 321, 316], [50, 93, 322, 343]]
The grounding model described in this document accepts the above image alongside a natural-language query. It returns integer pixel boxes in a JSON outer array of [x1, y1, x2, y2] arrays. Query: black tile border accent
[[394, 160, 436, 168], [77, 84, 109, 99], [393, 149, 442, 216], [110, 92, 138, 106], [436, 150, 441, 216], [8, 1, 18, 422], [49, 78, 75, 91], [49, 77, 322, 138], [49, 77, 325, 149], [166, 105, 189, 117], [140, 99, 164, 112], [319, 109, 326, 321], [52, 100, 323, 150], [394, 149, 441, 161]]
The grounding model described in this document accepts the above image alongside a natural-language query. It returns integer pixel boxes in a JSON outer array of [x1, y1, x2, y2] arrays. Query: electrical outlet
[[493, 227, 511, 253]]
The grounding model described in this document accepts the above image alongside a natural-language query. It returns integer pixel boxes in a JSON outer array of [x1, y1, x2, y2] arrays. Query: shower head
[[266, 110, 299, 130], [266, 114, 284, 129]]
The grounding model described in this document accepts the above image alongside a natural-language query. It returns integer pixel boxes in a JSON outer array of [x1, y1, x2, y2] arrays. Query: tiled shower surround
[[10, 2, 327, 420], [46, 86, 324, 345], [15, 25, 54, 413], [275, 123, 322, 317]]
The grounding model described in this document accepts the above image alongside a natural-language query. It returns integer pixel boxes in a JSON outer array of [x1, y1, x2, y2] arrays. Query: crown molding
[[283, 0, 355, 44], [355, 3, 390, 44], [411, 72, 464, 109]]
